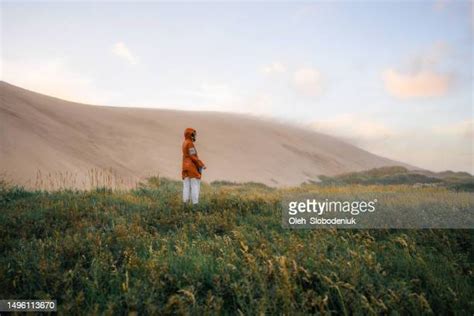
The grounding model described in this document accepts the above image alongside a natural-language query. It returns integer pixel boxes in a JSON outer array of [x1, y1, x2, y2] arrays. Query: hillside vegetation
[[0, 176, 473, 314], [318, 166, 474, 191]]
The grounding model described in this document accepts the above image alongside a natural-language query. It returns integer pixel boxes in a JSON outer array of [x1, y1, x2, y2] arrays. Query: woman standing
[[182, 128, 206, 205]]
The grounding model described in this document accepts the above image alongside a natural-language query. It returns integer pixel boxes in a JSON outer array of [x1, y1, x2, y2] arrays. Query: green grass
[[0, 179, 473, 314]]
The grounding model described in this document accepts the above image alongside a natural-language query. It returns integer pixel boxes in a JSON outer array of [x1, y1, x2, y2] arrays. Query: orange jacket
[[182, 128, 205, 179]]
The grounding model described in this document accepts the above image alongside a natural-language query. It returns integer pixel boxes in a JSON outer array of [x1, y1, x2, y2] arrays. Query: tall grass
[[30, 168, 143, 191], [0, 178, 473, 314]]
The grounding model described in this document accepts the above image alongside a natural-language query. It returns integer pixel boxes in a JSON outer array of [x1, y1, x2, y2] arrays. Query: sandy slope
[[0, 81, 409, 188]]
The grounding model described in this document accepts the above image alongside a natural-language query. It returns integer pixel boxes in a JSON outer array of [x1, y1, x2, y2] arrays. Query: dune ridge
[[0, 81, 410, 188]]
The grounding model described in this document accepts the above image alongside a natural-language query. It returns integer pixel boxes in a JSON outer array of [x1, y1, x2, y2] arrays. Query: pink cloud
[[382, 69, 451, 98]]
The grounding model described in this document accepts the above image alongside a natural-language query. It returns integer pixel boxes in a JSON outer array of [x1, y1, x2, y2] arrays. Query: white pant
[[183, 177, 200, 204]]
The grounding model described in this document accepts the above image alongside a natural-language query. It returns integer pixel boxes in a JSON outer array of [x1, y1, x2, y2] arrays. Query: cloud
[[310, 115, 472, 173], [309, 114, 394, 144], [433, 119, 474, 139], [112, 42, 139, 65], [380, 131, 473, 173], [293, 67, 323, 97], [383, 42, 454, 99], [382, 69, 451, 98], [261, 62, 286, 75], [1, 58, 117, 105]]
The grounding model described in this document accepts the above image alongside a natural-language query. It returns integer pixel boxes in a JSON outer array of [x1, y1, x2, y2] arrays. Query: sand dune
[[0, 81, 410, 188]]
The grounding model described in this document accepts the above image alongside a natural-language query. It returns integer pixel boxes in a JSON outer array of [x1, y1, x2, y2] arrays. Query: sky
[[1, 0, 473, 173]]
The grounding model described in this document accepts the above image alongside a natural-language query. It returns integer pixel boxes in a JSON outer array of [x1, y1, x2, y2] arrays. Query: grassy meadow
[[0, 174, 473, 314]]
